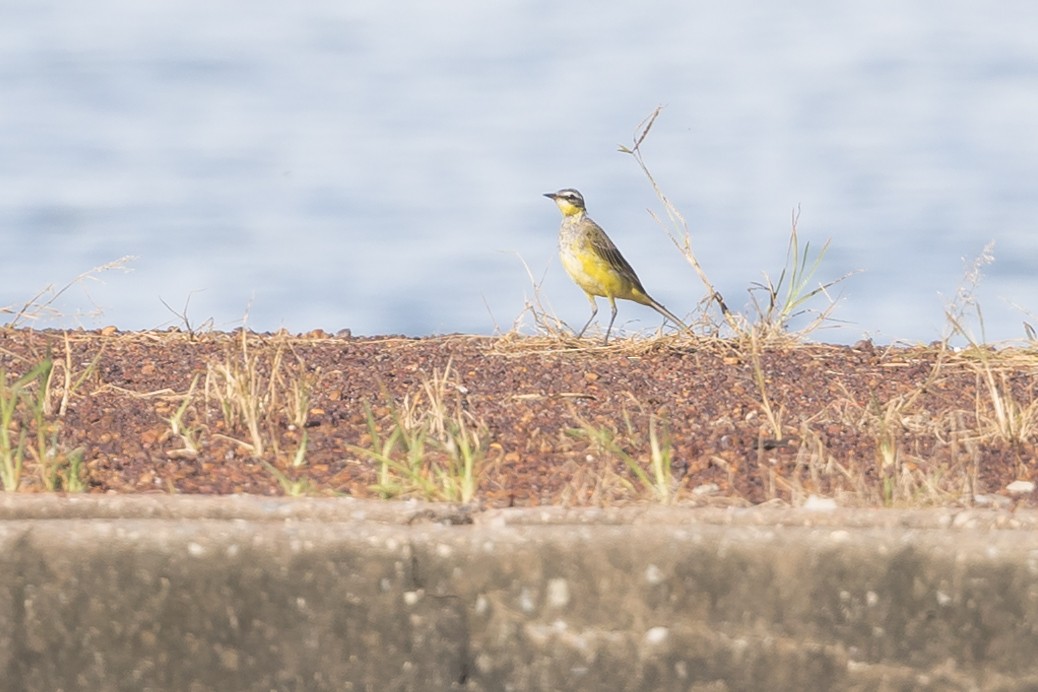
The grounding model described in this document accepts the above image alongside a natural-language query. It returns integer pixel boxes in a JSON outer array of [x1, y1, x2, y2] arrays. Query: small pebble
[[1006, 480, 1035, 495], [691, 483, 719, 496]]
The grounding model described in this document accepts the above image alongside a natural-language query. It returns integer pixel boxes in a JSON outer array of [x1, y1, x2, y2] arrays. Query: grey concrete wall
[[0, 496, 1035, 691]]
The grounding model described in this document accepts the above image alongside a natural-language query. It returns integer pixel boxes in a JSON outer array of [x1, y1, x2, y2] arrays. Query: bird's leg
[[575, 294, 599, 338], [603, 298, 619, 345]]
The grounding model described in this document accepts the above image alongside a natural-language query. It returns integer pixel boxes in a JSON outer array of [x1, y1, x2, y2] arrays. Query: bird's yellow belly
[[560, 245, 629, 299]]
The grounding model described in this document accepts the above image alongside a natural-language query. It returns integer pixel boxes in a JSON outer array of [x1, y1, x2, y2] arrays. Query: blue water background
[[2, 1, 1036, 343]]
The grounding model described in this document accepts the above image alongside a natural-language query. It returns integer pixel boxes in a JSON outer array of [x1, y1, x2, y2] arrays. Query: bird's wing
[[588, 221, 648, 293]]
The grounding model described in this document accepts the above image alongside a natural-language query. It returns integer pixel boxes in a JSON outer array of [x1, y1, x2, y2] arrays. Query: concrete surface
[[0, 495, 1037, 691]]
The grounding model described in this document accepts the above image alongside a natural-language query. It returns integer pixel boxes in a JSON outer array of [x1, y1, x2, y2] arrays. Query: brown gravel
[[0, 327, 1036, 508]]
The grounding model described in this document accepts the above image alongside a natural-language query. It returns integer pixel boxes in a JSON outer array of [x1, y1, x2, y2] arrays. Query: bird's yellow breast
[[559, 224, 637, 300]]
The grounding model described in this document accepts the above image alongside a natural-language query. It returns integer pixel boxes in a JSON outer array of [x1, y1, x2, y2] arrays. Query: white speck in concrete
[[475, 594, 488, 614], [187, 542, 206, 557], [804, 494, 837, 511], [546, 578, 570, 608], [952, 512, 980, 528], [829, 530, 851, 542], [936, 591, 952, 606], [866, 591, 879, 607], [644, 564, 664, 585], [644, 626, 669, 646], [403, 590, 423, 606], [436, 543, 453, 558], [518, 587, 537, 613]]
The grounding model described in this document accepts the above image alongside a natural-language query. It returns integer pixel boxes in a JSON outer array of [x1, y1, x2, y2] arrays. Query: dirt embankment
[[0, 328, 1035, 507]]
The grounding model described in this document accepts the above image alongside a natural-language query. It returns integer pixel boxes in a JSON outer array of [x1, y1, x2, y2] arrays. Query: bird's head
[[543, 188, 586, 217]]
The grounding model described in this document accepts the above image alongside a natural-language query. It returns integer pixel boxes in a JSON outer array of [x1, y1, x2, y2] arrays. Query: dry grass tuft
[[351, 361, 498, 503], [204, 330, 319, 466]]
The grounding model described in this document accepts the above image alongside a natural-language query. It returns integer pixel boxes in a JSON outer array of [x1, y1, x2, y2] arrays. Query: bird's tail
[[649, 299, 693, 336]]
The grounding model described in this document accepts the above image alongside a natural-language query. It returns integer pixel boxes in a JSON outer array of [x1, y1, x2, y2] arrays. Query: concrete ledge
[[0, 496, 1036, 691]]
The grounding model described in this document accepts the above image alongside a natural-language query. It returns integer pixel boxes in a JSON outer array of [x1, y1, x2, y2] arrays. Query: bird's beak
[[543, 192, 557, 199]]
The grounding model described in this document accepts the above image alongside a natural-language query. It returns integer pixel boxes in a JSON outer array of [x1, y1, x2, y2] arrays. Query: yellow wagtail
[[544, 188, 690, 343]]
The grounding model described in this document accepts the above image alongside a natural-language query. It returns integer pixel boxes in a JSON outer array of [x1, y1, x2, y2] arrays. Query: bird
[[544, 188, 690, 344]]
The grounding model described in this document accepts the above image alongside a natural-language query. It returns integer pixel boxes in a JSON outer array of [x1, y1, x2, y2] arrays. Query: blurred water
[[2, 1, 1036, 343]]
